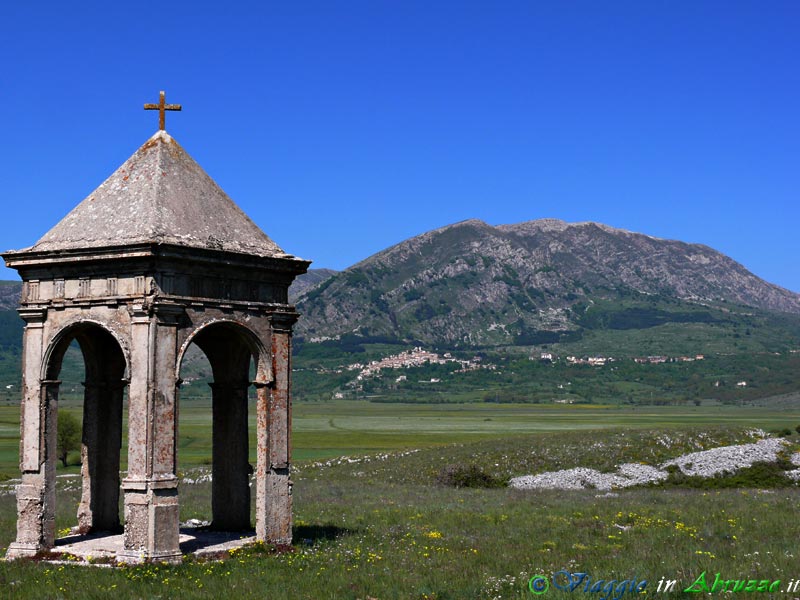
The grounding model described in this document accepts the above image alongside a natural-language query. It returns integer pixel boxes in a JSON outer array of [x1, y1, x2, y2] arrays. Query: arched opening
[[43, 322, 128, 534], [178, 321, 268, 531]]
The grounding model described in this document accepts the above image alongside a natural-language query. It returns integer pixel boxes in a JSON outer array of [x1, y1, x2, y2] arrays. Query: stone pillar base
[[11, 476, 55, 555], [121, 477, 181, 563], [5, 541, 44, 560], [257, 468, 293, 545], [116, 549, 183, 565]]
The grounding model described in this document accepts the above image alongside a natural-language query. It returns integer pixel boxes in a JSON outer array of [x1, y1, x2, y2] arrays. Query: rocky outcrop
[[509, 437, 792, 490]]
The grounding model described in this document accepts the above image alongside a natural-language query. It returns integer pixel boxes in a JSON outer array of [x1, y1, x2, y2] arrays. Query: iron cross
[[144, 90, 182, 131]]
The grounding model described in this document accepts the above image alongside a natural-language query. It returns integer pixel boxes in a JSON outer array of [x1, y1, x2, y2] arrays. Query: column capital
[[128, 303, 150, 322], [268, 311, 299, 334], [152, 302, 185, 325], [18, 307, 47, 327]]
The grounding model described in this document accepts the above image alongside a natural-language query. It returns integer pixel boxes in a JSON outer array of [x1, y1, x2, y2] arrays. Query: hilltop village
[[340, 347, 708, 378], [308, 346, 726, 398]]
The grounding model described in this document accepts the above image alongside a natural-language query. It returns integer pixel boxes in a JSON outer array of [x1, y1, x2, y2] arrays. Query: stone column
[[255, 312, 296, 544], [254, 380, 271, 541], [78, 380, 124, 533], [210, 381, 250, 530], [119, 302, 183, 564], [120, 304, 150, 561], [7, 308, 55, 559]]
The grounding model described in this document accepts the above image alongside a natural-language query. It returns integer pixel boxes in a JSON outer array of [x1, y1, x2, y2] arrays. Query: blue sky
[[1, 1, 798, 291]]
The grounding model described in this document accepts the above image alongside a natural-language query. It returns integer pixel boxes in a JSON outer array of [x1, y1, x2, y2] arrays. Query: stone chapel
[[2, 101, 309, 563]]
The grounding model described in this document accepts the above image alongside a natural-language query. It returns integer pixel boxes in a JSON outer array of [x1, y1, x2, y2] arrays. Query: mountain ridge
[[295, 218, 800, 347]]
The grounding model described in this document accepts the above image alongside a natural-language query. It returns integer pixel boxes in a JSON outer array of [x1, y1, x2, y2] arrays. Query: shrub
[[436, 464, 506, 488], [660, 461, 793, 489]]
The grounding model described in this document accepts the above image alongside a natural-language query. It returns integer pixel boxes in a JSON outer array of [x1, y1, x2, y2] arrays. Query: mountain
[[0, 281, 21, 311], [289, 268, 338, 301], [295, 219, 800, 348]]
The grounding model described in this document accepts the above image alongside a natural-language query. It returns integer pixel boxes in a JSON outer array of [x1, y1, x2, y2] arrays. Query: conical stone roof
[[30, 130, 292, 259]]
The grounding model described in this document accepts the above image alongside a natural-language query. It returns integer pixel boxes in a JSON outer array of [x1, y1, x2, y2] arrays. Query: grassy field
[[0, 400, 797, 475], [0, 403, 798, 598]]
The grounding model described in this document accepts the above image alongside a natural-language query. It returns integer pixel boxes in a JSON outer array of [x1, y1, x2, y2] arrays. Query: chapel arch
[[41, 321, 129, 535], [177, 320, 270, 531], [177, 319, 271, 386]]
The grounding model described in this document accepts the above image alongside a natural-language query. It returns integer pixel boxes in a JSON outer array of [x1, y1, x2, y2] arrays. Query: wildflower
[[572, 543, 589, 551]]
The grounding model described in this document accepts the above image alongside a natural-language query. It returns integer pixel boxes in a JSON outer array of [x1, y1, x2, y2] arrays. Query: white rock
[[509, 438, 793, 491]]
